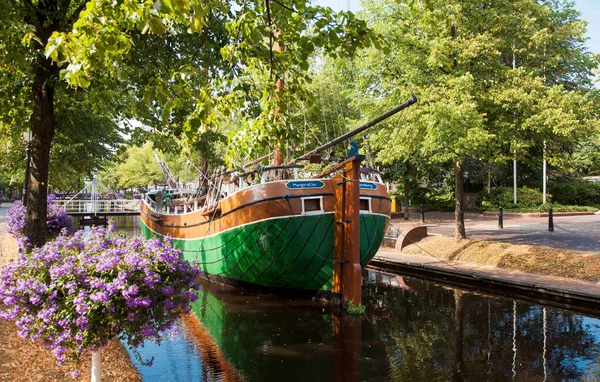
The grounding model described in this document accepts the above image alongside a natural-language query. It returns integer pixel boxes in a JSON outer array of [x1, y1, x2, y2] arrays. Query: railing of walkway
[[54, 199, 141, 215]]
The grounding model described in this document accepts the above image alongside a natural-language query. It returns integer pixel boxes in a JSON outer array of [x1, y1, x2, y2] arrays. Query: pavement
[[391, 211, 600, 252], [372, 210, 600, 312]]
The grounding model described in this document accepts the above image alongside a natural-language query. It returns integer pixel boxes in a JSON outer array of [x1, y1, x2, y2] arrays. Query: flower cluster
[[7, 199, 74, 240], [106, 192, 123, 200], [0, 226, 201, 365], [132, 193, 142, 200]]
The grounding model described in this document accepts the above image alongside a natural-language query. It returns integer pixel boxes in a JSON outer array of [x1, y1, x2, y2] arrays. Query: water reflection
[[72, 215, 141, 236], [130, 273, 600, 381], [186, 282, 390, 382], [108, 217, 600, 381], [364, 270, 600, 381]]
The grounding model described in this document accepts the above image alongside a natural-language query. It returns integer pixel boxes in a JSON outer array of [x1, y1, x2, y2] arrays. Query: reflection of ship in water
[[183, 280, 391, 381]]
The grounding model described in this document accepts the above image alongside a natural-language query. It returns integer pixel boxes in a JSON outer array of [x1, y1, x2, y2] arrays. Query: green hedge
[[481, 203, 597, 213], [478, 186, 547, 208], [549, 179, 600, 206]]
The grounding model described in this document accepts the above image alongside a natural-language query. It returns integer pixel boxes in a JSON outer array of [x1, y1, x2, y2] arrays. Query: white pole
[[513, 151, 517, 204], [542, 141, 547, 204], [91, 349, 102, 382]]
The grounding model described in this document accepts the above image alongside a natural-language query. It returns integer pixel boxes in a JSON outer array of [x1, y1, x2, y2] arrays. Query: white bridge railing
[[54, 199, 141, 215]]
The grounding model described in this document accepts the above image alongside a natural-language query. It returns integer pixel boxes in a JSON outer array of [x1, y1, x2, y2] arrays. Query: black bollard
[[420, 204, 425, 223], [548, 206, 554, 232], [498, 206, 503, 229]]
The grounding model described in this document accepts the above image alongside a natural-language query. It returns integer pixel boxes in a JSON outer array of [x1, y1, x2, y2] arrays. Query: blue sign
[[286, 180, 325, 189], [359, 182, 378, 190]]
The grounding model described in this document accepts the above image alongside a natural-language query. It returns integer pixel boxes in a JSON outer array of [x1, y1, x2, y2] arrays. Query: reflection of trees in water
[[363, 282, 600, 380]]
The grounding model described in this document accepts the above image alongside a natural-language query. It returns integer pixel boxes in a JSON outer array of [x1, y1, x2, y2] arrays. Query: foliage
[[97, 142, 201, 190], [347, 301, 366, 315], [549, 179, 600, 207], [330, 0, 600, 238], [479, 203, 597, 213], [37, 0, 377, 153], [0, 226, 201, 366], [570, 134, 600, 176], [478, 187, 547, 208], [7, 200, 74, 241], [402, 186, 454, 208]]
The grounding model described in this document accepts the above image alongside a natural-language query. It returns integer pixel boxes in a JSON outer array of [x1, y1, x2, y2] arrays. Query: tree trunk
[[25, 57, 57, 247], [403, 182, 410, 220], [454, 160, 466, 239]]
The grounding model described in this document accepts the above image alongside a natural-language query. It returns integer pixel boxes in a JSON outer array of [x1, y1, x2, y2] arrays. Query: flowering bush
[[7, 199, 74, 240], [132, 193, 142, 200], [106, 192, 123, 200], [0, 225, 201, 366]]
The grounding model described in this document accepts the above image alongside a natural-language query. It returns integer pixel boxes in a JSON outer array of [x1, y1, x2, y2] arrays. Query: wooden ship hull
[[140, 178, 391, 292], [140, 95, 416, 294]]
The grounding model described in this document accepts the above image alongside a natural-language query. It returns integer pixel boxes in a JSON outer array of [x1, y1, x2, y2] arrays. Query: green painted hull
[[141, 213, 388, 292]]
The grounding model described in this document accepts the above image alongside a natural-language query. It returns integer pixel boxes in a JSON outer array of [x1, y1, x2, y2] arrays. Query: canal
[[103, 216, 600, 381]]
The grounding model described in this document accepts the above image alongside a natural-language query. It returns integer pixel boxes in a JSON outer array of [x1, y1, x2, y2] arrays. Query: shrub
[[550, 179, 600, 206], [0, 225, 201, 368], [478, 186, 547, 207], [481, 203, 597, 213], [7, 200, 74, 240]]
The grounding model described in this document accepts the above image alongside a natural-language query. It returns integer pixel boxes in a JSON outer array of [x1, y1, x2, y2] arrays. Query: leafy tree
[[353, 0, 599, 238], [571, 135, 600, 176], [98, 142, 206, 191], [1, 0, 376, 246]]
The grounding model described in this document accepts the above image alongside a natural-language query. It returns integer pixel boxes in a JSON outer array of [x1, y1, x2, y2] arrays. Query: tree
[[1, 0, 376, 246], [352, 0, 599, 238]]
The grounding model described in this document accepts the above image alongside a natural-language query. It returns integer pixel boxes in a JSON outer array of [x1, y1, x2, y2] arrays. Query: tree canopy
[[0, 0, 376, 246]]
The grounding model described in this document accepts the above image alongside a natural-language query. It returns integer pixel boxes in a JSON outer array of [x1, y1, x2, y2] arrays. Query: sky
[[316, 0, 600, 55]]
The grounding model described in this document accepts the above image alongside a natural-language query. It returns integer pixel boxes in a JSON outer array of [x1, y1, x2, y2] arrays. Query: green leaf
[[148, 18, 167, 35]]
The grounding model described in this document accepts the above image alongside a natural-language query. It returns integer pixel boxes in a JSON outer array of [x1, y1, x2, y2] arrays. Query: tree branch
[[63, 0, 87, 30], [265, 0, 274, 80], [270, 0, 297, 14]]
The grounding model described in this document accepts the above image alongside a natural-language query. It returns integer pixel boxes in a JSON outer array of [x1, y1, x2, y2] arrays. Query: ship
[[140, 95, 417, 293]]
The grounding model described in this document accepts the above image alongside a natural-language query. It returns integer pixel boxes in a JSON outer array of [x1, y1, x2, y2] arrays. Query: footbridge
[[56, 177, 140, 219]]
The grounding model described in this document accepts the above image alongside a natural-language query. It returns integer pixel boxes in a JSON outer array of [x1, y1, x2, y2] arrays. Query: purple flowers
[[0, 226, 201, 366], [7, 199, 74, 242]]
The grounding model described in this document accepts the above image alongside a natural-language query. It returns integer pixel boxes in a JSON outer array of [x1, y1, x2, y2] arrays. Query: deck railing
[[143, 193, 207, 216]]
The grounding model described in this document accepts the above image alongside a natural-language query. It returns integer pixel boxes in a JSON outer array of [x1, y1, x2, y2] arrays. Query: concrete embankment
[[371, 234, 600, 316]]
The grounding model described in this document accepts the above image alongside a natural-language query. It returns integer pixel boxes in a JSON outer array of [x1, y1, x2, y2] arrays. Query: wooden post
[[333, 155, 363, 306]]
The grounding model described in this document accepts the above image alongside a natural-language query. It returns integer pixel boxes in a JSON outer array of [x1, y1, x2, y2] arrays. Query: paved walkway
[[374, 249, 600, 298], [392, 211, 600, 252]]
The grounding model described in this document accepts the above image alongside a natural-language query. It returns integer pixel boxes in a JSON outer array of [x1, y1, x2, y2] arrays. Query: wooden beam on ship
[[332, 155, 364, 306]]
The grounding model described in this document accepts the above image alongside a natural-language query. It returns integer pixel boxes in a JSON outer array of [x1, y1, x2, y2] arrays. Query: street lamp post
[[22, 131, 32, 207]]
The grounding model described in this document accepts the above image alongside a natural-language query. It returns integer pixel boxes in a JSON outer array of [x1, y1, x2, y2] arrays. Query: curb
[[368, 257, 600, 317]]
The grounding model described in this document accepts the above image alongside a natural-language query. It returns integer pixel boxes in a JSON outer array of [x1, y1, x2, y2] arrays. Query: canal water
[[104, 217, 600, 381]]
